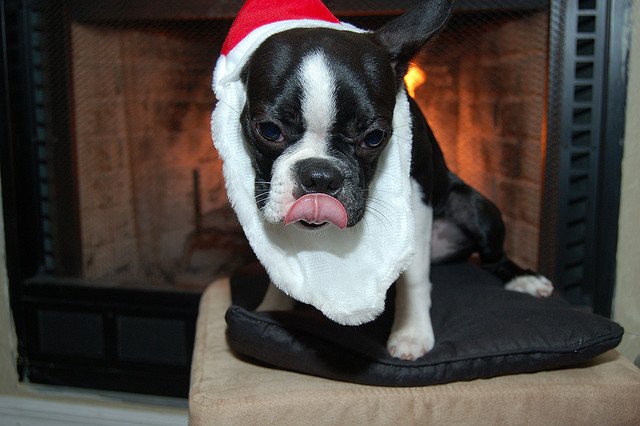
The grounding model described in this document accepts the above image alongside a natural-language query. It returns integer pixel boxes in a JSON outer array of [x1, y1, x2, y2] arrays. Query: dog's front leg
[[387, 181, 435, 360]]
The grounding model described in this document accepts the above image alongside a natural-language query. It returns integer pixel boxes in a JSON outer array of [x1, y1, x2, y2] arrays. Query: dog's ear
[[372, 0, 452, 79]]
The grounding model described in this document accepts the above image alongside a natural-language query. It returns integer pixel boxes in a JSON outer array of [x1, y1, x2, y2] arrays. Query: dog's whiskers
[[364, 200, 394, 231], [364, 188, 402, 213], [214, 98, 242, 116], [392, 123, 411, 131], [362, 210, 390, 233], [389, 123, 413, 144], [254, 191, 271, 205], [367, 196, 400, 216], [391, 134, 413, 144]]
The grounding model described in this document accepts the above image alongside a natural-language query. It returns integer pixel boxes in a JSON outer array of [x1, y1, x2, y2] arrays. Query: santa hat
[[221, 0, 339, 55], [211, 0, 416, 325], [213, 0, 363, 93]]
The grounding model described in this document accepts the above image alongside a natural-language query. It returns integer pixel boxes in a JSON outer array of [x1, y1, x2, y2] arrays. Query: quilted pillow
[[225, 262, 623, 386]]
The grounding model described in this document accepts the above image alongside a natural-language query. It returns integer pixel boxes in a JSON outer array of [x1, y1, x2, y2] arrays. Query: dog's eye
[[362, 129, 387, 148], [256, 122, 284, 143]]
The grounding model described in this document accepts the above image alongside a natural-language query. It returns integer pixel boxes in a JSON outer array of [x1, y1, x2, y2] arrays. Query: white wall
[[613, 0, 640, 366], [0, 182, 19, 394]]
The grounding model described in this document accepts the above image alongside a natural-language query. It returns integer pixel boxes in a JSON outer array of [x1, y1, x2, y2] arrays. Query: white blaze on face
[[262, 51, 339, 223], [298, 51, 338, 138]]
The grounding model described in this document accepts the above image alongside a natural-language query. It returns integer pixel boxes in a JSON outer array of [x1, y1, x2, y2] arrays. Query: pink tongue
[[285, 193, 348, 229]]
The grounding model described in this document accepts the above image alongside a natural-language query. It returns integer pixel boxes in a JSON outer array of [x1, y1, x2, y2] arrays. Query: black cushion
[[225, 262, 623, 386]]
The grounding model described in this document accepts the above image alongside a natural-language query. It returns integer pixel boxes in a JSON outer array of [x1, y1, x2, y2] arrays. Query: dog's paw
[[387, 327, 434, 361], [505, 275, 554, 298]]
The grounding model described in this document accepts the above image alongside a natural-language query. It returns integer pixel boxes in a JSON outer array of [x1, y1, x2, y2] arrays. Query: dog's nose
[[297, 159, 344, 196]]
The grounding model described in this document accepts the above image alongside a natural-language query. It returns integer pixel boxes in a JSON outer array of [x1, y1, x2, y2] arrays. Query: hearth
[[1, 0, 629, 397]]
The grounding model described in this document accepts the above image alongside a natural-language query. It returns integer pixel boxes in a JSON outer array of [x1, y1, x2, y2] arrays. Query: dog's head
[[239, 0, 450, 230]]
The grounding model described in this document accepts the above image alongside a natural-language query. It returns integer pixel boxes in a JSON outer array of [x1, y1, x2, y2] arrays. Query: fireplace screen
[[2, 0, 626, 398], [50, 6, 550, 289], [413, 11, 548, 270], [70, 20, 253, 289]]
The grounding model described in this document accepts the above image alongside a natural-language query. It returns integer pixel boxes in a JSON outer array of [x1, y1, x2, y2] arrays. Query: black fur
[[372, 0, 452, 81]]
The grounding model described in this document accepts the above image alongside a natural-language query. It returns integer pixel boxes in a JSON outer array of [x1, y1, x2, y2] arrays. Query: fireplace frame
[[540, 0, 631, 316], [1, 0, 630, 397]]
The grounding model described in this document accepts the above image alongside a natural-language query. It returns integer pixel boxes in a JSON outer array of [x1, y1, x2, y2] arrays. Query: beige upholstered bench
[[189, 279, 640, 425]]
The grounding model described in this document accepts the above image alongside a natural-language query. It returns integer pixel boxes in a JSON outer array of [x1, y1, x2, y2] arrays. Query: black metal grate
[[541, 0, 629, 314], [28, 6, 56, 272]]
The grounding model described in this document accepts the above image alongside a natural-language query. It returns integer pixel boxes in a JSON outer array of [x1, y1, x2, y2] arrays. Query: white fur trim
[[211, 23, 415, 326]]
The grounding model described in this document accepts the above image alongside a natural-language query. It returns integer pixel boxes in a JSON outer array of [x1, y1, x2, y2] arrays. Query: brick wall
[[72, 23, 244, 284], [413, 11, 549, 269]]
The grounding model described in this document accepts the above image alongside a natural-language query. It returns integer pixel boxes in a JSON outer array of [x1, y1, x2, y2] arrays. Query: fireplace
[[1, 0, 628, 397]]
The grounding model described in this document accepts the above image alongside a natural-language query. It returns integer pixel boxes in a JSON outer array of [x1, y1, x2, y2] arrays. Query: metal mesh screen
[[33, 1, 550, 289]]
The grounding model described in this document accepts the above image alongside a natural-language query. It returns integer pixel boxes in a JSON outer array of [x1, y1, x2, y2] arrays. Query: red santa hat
[[221, 0, 339, 56], [213, 0, 362, 93]]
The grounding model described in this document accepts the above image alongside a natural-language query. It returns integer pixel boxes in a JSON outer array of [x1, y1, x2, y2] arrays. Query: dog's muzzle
[[285, 158, 348, 229]]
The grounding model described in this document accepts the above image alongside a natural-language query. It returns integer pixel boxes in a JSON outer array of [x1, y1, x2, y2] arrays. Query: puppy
[[237, 0, 553, 360]]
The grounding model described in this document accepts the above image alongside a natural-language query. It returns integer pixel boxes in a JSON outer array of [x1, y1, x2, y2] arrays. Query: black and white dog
[[227, 0, 553, 360]]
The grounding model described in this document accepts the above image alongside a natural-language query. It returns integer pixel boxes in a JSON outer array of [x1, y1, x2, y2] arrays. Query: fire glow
[[404, 63, 427, 98]]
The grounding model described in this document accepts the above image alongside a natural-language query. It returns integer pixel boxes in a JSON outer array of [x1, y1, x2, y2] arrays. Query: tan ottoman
[[189, 279, 640, 425]]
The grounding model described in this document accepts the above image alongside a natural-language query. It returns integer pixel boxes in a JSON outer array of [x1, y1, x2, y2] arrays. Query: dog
[[233, 0, 554, 361]]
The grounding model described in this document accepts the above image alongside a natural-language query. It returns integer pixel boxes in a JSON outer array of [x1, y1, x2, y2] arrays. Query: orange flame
[[404, 64, 427, 98]]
